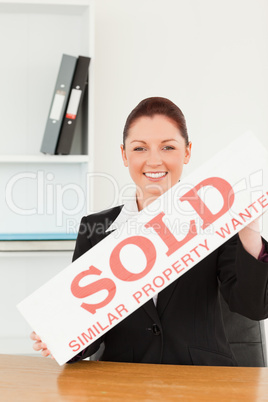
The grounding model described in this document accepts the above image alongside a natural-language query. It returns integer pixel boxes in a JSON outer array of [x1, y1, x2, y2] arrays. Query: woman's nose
[[145, 152, 162, 167]]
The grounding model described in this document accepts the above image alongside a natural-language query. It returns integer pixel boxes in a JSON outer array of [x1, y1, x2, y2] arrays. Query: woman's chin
[[143, 189, 167, 203]]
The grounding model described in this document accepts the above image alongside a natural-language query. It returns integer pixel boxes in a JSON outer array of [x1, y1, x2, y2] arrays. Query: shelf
[[0, 0, 90, 8], [0, 251, 73, 258], [0, 155, 89, 163], [0, 3, 91, 20]]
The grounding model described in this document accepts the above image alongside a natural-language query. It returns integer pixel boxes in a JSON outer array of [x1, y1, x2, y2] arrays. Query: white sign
[[17, 133, 268, 365]]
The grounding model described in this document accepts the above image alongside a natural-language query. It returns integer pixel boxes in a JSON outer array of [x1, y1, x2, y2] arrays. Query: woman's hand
[[30, 331, 54, 358]]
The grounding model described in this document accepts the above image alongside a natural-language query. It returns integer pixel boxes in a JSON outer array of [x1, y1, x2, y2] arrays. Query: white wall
[[93, 0, 268, 350], [93, 0, 268, 214]]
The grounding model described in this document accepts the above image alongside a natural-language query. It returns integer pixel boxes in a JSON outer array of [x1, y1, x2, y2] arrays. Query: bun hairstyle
[[122, 97, 189, 149]]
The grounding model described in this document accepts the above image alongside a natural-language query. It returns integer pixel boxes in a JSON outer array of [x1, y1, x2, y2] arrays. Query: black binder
[[40, 54, 77, 154], [56, 56, 91, 155]]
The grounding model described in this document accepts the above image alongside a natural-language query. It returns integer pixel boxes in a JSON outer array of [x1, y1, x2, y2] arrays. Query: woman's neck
[[136, 194, 161, 212]]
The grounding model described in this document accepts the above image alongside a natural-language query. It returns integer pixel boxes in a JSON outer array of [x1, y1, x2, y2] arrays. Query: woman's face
[[121, 114, 192, 210]]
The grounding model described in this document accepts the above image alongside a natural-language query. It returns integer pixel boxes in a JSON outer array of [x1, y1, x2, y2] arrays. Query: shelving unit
[[0, 155, 90, 163], [0, 0, 95, 232], [0, 0, 94, 355]]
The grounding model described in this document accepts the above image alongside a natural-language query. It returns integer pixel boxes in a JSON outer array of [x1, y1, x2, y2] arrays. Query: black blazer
[[71, 205, 268, 366]]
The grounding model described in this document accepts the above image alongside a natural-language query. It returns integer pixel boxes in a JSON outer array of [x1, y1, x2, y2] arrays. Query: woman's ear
[[184, 141, 192, 165], [120, 144, 128, 167]]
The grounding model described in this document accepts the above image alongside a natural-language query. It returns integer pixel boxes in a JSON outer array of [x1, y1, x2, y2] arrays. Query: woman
[[31, 97, 268, 366]]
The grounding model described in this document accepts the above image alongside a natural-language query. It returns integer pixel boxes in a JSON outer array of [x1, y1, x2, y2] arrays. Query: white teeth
[[144, 172, 167, 178]]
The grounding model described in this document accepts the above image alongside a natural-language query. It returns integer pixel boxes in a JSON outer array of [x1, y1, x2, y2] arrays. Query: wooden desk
[[1, 354, 268, 401]]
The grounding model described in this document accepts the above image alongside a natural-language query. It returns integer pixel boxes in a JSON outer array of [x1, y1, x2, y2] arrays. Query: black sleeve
[[217, 234, 268, 320], [67, 216, 105, 363]]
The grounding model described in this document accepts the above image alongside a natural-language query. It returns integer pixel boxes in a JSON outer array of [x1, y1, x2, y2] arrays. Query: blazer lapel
[[156, 280, 179, 318], [142, 299, 162, 327], [90, 229, 114, 248]]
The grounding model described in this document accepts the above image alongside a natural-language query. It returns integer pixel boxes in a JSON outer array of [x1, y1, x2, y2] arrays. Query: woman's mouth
[[143, 172, 168, 181]]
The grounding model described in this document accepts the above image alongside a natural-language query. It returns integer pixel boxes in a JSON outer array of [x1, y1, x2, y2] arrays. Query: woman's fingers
[[30, 331, 53, 358], [30, 331, 41, 341], [41, 348, 51, 357], [32, 340, 41, 351], [30, 332, 50, 355], [34, 341, 52, 357], [32, 340, 47, 351]]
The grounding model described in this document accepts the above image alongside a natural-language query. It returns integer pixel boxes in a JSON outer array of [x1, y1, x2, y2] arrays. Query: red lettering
[[248, 202, 258, 213], [107, 313, 118, 325], [153, 275, 165, 288], [71, 265, 116, 315], [190, 246, 200, 258], [239, 208, 252, 222], [115, 304, 128, 317], [181, 253, 194, 267], [258, 195, 268, 209], [82, 329, 95, 342], [92, 324, 100, 334], [180, 177, 234, 229], [110, 236, 156, 281], [145, 212, 197, 256], [215, 223, 231, 238], [231, 218, 243, 230], [163, 268, 173, 281], [172, 260, 184, 274], [97, 321, 109, 331], [77, 336, 85, 346], [69, 340, 80, 352], [142, 283, 155, 297], [199, 239, 209, 251], [133, 291, 143, 304]]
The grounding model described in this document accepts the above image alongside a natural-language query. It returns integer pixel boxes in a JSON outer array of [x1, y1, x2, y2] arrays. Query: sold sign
[[70, 177, 233, 316], [17, 133, 268, 365]]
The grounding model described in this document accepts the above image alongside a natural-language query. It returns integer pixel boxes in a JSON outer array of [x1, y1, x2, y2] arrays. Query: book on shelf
[[56, 56, 91, 155], [40, 54, 77, 155], [0, 233, 77, 252]]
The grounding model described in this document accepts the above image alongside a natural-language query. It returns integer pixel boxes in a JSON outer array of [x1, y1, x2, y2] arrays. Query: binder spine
[[56, 56, 91, 155], [40, 54, 77, 154]]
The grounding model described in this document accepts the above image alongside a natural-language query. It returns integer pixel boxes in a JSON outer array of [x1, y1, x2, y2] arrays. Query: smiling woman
[[120, 97, 191, 211], [121, 118, 191, 210], [30, 96, 268, 367]]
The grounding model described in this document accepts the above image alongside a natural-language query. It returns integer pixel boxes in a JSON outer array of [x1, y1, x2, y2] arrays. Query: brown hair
[[122, 97, 189, 148]]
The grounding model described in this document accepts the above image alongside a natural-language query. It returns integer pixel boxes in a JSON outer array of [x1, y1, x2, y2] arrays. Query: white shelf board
[[0, 0, 90, 6], [0, 251, 73, 258], [0, 155, 89, 163]]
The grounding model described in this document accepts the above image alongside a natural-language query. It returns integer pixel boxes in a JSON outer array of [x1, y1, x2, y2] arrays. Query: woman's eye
[[133, 147, 145, 151], [163, 146, 175, 150], [133, 146, 174, 151]]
